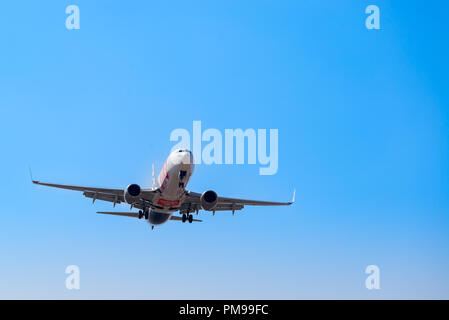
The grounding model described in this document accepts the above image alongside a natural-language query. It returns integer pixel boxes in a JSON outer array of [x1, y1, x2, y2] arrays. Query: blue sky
[[0, 1, 448, 299]]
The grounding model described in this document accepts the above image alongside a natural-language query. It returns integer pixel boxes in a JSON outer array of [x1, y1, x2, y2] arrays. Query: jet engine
[[124, 184, 141, 204], [200, 190, 218, 211]]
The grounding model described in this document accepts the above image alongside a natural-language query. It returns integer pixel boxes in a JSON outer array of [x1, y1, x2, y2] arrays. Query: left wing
[[32, 180, 157, 209], [180, 190, 295, 214]]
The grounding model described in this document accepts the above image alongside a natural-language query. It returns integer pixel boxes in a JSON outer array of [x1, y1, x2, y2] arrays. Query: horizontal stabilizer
[[98, 211, 202, 222], [97, 211, 138, 218]]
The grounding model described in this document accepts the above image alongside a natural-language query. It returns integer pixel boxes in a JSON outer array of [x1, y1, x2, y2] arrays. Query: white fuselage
[[147, 149, 194, 225]]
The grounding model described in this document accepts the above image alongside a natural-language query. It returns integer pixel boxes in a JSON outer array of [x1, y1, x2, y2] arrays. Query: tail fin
[[152, 163, 156, 188]]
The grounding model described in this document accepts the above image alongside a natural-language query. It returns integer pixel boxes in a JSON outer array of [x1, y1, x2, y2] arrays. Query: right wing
[[32, 180, 157, 209]]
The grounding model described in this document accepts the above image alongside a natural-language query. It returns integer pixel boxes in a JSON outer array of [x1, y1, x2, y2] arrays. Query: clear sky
[[0, 1, 448, 299]]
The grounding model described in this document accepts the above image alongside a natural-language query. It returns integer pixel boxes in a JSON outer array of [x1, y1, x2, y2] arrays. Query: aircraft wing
[[32, 180, 157, 209], [181, 190, 295, 214]]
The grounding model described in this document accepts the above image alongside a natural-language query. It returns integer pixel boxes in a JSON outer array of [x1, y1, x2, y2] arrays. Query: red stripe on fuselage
[[158, 162, 168, 191], [157, 198, 180, 207]]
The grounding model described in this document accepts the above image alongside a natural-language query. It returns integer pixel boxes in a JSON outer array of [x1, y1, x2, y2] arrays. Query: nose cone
[[172, 149, 193, 165], [181, 151, 194, 165]]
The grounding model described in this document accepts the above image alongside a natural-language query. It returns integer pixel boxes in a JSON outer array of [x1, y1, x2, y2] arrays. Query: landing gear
[[181, 213, 193, 223], [139, 209, 149, 220], [179, 170, 187, 188], [179, 170, 187, 180]]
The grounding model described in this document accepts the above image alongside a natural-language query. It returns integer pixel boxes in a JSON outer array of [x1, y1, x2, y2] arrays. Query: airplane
[[32, 148, 294, 229]]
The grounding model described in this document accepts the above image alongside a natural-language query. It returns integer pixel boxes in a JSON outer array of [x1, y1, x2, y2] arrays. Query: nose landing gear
[[179, 170, 187, 188], [179, 170, 187, 180]]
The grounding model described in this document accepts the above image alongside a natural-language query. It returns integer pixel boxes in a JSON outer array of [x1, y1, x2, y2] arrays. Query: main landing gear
[[182, 213, 193, 223], [138, 209, 149, 220]]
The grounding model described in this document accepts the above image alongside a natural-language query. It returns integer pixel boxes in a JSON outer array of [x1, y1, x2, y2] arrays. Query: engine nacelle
[[124, 184, 141, 204], [200, 190, 218, 211]]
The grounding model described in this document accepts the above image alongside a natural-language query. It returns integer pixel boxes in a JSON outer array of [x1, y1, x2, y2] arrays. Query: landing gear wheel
[[182, 214, 187, 223], [138, 210, 143, 219], [144, 210, 149, 220], [188, 214, 193, 224]]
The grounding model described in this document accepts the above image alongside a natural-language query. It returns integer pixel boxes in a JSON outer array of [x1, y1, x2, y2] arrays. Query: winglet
[[29, 167, 38, 184], [291, 189, 296, 204]]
